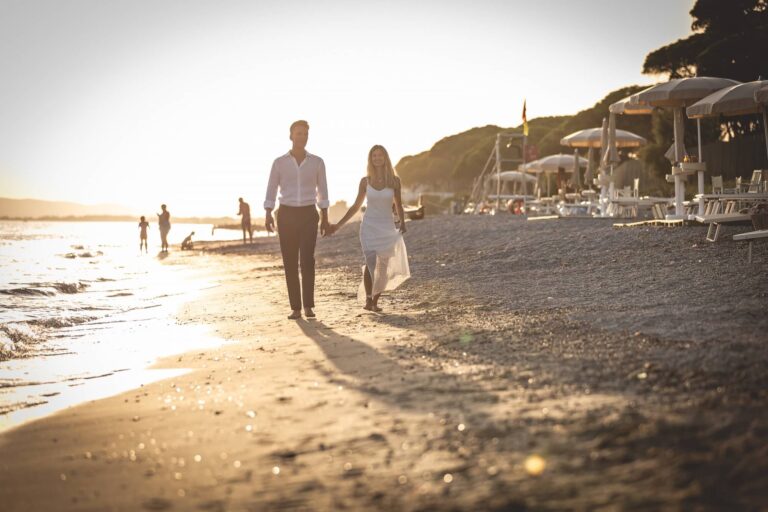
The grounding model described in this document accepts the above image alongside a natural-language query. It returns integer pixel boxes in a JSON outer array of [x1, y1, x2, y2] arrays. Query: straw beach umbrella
[[632, 76, 741, 217]]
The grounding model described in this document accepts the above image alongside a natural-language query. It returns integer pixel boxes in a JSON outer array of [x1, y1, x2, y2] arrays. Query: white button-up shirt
[[263, 151, 330, 210]]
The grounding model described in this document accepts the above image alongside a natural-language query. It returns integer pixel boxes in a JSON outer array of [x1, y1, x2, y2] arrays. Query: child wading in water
[[138, 216, 149, 253]]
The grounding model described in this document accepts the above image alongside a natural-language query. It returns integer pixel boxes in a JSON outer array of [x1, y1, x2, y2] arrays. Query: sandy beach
[[1, 215, 767, 511]]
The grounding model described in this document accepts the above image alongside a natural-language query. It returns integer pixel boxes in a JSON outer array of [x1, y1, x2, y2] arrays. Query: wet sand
[[1, 215, 766, 511]]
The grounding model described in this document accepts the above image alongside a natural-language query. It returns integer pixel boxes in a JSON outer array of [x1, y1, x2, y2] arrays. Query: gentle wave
[[0, 323, 45, 360], [0, 281, 89, 296], [27, 316, 97, 329], [0, 288, 55, 297]]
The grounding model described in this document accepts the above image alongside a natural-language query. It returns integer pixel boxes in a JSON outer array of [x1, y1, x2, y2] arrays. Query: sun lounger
[[733, 229, 768, 263], [694, 212, 752, 242]]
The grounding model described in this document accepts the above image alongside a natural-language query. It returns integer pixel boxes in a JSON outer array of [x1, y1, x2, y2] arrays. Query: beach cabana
[[631, 77, 741, 218]]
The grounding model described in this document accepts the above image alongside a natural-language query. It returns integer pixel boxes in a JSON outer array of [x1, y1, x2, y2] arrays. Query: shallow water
[[0, 220, 241, 432]]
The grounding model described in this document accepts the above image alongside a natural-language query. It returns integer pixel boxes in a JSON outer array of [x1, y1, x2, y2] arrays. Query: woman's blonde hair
[[366, 145, 399, 189]]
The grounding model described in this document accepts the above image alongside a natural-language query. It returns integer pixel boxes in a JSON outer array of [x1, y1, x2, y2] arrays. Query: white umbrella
[[490, 170, 539, 183], [687, 80, 768, 117], [755, 83, 768, 161], [490, 170, 538, 197], [598, 118, 610, 215], [688, 80, 768, 161], [609, 94, 655, 115], [560, 127, 647, 148], [755, 84, 768, 103], [632, 77, 741, 161], [572, 149, 581, 190], [632, 76, 741, 217], [524, 154, 588, 197], [523, 153, 587, 172]]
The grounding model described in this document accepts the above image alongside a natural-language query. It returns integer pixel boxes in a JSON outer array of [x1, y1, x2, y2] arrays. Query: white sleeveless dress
[[358, 183, 411, 302]]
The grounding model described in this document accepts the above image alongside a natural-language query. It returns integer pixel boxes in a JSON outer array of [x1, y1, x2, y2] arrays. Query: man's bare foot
[[304, 307, 316, 318], [372, 305, 382, 313], [287, 310, 301, 320]]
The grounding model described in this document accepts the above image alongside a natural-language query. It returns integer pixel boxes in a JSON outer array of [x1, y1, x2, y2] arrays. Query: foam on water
[[0, 220, 240, 432]]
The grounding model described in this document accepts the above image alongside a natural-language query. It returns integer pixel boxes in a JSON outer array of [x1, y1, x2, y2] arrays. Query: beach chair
[[695, 211, 752, 242], [724, 176, 743, 194], [652, 203, 667, 220], [711, 175, 723, 194], [733, 229, 768, 263]]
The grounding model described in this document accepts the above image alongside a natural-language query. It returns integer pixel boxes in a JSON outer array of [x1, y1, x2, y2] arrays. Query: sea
[[0, 220, 246, 433]]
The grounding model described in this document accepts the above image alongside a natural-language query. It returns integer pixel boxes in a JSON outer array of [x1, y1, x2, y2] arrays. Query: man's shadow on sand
[[295, 318, 495, 420]]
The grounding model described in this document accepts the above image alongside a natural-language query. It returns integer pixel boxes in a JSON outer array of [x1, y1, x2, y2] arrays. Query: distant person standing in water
[[238, 197, 252, 244], [157, 204, 171, 252], [138, 216, 149, 253], [264, 120, 330, 320]]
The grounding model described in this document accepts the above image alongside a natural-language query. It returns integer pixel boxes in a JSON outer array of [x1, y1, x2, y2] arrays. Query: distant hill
[[0, 197, 137, 218], [394, 85, 653, 194]]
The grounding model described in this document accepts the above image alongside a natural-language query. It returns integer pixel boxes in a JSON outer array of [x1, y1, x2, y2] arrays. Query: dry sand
[[1, 215, 767, 511]]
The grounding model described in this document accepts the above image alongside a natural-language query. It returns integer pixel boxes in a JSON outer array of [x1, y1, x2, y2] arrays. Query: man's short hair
[[290, 120, 309, 134]]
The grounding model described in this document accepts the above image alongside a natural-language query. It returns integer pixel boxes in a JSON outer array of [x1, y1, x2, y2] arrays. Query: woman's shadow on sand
[[295, 317, 496, 420]]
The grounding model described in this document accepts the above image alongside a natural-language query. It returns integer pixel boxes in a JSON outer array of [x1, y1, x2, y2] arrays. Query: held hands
[[320, 219, 331, 237]]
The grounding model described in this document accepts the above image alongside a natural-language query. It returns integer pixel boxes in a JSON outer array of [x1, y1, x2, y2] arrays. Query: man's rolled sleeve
[[263, 160, 279, 210], [316, 159, 330, 209]]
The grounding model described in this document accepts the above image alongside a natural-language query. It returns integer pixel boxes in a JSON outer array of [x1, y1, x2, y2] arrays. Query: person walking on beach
[[264, 120, 330, 320], [330, 145, 410, 312], [138, 216, 149, 253], [238, 197, 253, 244], [157, 204, 171, 252]]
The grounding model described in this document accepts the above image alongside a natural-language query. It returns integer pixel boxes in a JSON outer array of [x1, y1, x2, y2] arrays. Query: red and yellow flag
[[522, 99, 529, 136]]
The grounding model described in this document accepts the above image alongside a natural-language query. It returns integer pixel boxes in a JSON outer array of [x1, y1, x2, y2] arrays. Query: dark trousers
[[276, 205, 319, 310]]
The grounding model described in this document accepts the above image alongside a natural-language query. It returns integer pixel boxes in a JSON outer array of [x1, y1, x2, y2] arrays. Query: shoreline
[[1, 215, 766, 510]]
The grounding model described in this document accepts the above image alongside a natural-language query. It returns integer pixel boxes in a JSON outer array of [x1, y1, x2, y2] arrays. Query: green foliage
[[640, 0, 768, 176], [395, 86, 655, 193], [643, 0, 768, 82]]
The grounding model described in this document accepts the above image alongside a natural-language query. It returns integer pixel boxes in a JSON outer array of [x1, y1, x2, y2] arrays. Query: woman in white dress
[[331, 145, 410, 312]]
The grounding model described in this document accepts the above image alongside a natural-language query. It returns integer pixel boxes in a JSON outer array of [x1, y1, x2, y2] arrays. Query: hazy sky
[[0, 0, 693, 216]]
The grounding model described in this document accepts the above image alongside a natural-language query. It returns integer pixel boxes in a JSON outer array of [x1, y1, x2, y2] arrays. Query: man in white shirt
[[264, 120, 330, 320]]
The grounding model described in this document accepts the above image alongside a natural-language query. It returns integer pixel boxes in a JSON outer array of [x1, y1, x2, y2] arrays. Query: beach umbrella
[[755, 83, 768, 103], [524, 154, 587, 197], [687, 79, 768, 156], [490, 170, 539, 183], [490, 170, 538, 196], [597, 118, 610, 215], [609, 93, 655, 115], [688, 80, 768, 160], [632, 77, 741, 161], [632, 77, 741, 217], [560, 127, 647, 148], [756, 83, 768, 160], [523, 153, 587, 173], [572, 149, 581, 190]]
